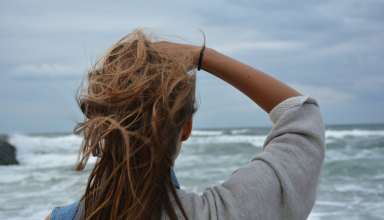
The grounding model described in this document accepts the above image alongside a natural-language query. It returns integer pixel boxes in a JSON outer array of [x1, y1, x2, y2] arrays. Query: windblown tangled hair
[[74, 29, 197, 220]]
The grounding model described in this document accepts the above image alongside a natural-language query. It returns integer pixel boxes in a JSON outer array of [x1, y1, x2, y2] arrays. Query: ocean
[[0, 124, 383, 220]]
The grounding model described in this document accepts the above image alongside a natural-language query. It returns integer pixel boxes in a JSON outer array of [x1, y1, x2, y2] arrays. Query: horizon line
[[1, 121, 384, 136]]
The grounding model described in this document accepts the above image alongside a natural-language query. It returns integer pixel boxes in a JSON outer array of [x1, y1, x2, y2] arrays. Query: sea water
[[0, 124, 383, 220]]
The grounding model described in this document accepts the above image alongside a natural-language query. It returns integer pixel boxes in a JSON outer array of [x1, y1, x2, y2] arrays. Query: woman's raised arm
[[200, 47, 301, 112], [153, 41, 301, 112]]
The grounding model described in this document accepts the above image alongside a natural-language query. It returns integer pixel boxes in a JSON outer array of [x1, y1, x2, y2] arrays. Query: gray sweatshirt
[[170, 95, 326, 220]]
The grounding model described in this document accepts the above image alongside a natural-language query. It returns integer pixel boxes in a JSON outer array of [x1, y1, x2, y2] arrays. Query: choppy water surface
[[1, 124, 383, 219]]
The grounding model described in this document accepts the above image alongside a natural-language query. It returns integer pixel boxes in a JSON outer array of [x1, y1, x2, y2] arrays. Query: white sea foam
[[8, 134, 82, 165], [7, 134, 100, 168], [191, 130, 224, 136], [230, 129, 250, 134], [9, 134, 82, 153], [186, 134, 266, 147], [326, 129, 384, 138]]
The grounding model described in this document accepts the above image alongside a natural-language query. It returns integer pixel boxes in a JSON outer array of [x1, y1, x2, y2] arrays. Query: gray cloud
[[0, 0, 383, 133]]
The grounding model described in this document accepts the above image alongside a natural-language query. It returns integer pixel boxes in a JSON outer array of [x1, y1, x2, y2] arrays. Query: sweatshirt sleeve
[[177, 96, 326, 220]]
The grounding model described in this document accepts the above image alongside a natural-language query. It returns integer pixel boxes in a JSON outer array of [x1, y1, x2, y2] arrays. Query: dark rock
[[0, 135, 19, 165]]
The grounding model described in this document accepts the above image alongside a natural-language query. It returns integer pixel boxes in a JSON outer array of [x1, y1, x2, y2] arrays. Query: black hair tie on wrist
[[197, 45, 205, 71], [197, 30, 206, 71]]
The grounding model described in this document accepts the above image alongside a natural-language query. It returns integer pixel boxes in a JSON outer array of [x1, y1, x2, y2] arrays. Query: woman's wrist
[[193, 46, 215, 71], [197, 47, 216, 72], [191, 45, 202, 68]]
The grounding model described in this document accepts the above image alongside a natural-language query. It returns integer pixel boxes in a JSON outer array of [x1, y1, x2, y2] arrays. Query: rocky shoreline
[[0, 134, 19, 165]]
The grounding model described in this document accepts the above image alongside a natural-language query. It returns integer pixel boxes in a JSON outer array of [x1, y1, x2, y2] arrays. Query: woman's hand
[[152, 41, 201, 71]]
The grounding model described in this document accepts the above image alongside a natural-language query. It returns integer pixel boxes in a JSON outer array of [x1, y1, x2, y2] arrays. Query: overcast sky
[[1, 0, 383, 133]]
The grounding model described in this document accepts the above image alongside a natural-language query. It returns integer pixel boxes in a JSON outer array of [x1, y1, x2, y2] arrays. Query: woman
[[46, 29, 325, 220]]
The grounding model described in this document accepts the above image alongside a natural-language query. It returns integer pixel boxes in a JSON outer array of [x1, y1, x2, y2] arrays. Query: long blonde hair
[[74, 29, 197, 219]]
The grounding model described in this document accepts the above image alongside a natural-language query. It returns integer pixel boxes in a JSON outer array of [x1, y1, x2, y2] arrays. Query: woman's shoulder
[[48, 201, 81, 220]]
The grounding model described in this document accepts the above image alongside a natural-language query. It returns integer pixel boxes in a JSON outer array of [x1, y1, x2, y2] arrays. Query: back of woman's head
[[74, 29, 197, 220]]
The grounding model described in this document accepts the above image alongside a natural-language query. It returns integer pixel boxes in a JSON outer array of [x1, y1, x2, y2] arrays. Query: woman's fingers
[[152, 41, 200, 70]]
